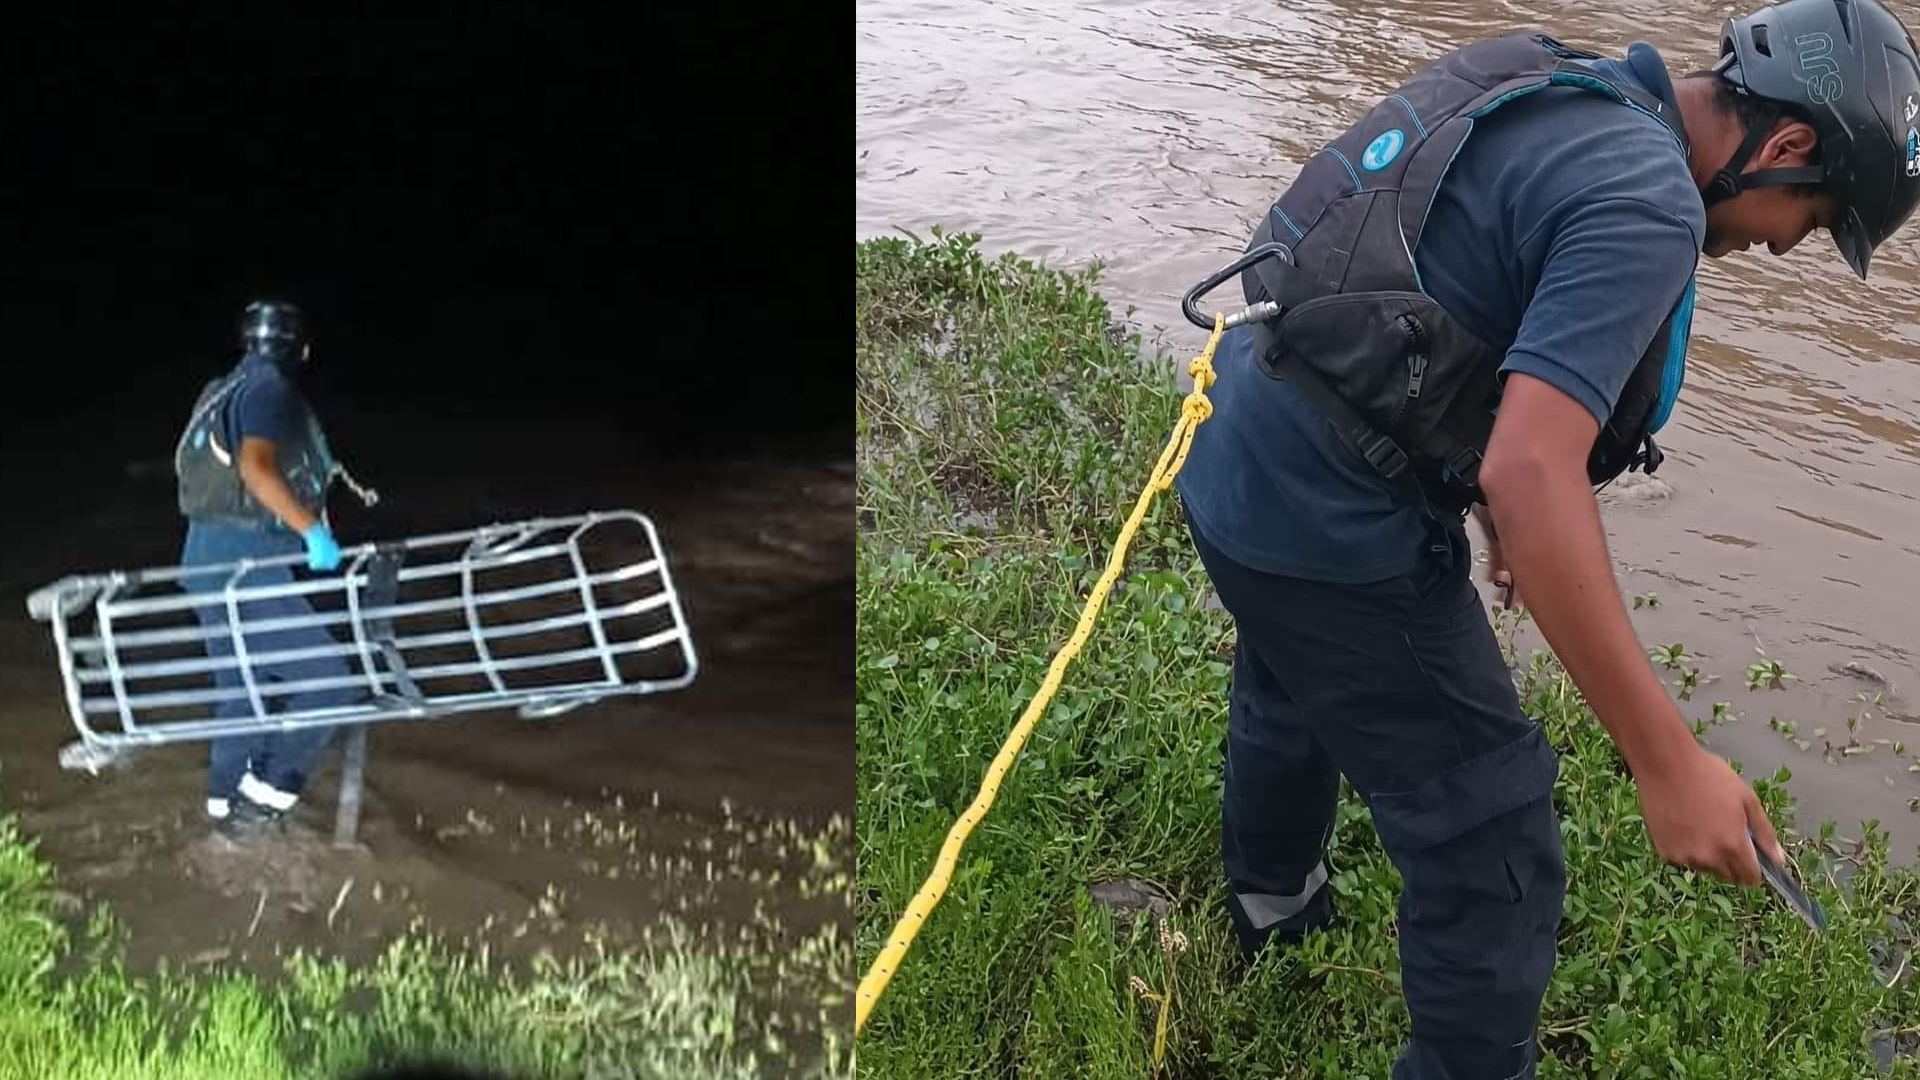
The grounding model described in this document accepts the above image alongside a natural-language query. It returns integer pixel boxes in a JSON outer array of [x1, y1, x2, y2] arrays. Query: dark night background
[[7, 6, 843, 494], [0, 13, 851, 1077]]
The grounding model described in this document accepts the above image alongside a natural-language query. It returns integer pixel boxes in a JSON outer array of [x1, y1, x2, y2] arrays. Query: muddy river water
[[858, 0, 1920, 857]]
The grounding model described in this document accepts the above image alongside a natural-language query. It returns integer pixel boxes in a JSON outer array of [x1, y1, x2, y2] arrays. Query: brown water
[[857, 0, 1920, 857]]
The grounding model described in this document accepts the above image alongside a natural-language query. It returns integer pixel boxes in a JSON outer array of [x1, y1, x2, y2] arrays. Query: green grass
[[854, 228, 1920, 1078], [0, 814, 852, 1080]]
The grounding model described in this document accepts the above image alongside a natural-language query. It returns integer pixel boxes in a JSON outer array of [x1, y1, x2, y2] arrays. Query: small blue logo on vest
[[1906, 126, 1919, 178], [1361, 129, 1405, 171]]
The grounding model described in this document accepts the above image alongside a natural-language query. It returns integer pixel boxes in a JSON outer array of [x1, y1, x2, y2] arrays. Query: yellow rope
[[854, 313, 1227, 1035]]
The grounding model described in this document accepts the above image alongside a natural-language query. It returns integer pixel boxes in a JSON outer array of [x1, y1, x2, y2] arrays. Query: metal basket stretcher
[[25, 511, 698, 787]]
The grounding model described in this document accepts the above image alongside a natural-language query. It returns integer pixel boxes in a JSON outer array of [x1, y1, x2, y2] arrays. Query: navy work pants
[[181, 521, 356, 800], [1188, 516, 1566, 1080]]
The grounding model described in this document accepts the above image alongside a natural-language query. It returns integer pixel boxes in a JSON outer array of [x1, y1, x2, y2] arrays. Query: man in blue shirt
[[1173, 1, 1920, 1074], [174, 300, 360, 840]]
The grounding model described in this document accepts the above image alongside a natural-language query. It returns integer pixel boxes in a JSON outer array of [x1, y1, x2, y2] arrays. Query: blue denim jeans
[[180, 520, 357, 800]]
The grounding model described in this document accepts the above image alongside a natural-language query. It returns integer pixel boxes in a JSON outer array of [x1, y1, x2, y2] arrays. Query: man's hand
[[302, 523, 343, 572], [1637, 743, 1784, 884], [1471, 504, 1519, 610]]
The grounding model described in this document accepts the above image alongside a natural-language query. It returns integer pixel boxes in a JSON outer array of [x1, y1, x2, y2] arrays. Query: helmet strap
[[1740, 165, 1825, 187], [1702, 106, 1783, 207]]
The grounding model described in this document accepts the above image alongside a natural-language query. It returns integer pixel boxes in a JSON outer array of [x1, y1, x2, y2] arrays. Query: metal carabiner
[[1181, 242, 1295, 331]]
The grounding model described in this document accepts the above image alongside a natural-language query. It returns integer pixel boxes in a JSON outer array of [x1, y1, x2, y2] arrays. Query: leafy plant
[[1650, 643, 1688, 670], [1746, 655, 1795, 691], [1675, 666, 1700, 702]]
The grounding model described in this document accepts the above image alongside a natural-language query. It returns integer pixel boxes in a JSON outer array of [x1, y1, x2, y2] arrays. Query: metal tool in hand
[[1751, 828, 1826, 933]]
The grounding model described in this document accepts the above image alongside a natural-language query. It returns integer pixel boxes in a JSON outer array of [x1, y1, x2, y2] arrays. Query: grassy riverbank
[[0, 810, 850, 1080], [854, 228, 1920, 1077]]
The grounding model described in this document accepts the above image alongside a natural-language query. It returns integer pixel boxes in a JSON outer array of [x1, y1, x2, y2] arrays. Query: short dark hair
[[1685, 71, 1798, 131], [1682, 71, 1822, 195]]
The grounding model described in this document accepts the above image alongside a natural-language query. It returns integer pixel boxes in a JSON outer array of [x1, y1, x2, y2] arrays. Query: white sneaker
[[238, 772, 299, 813]]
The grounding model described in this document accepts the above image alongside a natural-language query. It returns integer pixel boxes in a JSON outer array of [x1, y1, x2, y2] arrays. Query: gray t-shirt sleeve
[[1498, 194, 1702, 425]]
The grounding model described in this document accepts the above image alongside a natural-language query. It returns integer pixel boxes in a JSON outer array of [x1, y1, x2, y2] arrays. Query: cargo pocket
[[1366, 725, 1558, 854], [1395, 793, 1565, 953]]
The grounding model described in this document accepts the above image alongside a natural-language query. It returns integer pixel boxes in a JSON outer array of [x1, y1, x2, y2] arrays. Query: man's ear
[[1759, 119, 1819, 167]]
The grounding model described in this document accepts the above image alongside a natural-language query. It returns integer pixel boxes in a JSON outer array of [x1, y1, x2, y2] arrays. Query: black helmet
[[1710, 0, 1920, 278], [238, 299, 309, 367]]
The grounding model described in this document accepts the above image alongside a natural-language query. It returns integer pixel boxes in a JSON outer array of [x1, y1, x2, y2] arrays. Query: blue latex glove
[[302, 523, 342, 571]]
